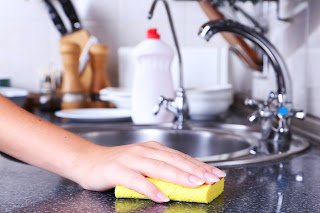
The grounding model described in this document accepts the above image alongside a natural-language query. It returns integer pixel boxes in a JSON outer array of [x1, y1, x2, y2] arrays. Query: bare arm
[[0, 95, 99, 181], [0, 95, 225, 203]]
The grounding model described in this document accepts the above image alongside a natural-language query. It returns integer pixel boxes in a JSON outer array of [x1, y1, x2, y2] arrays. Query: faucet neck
[[148, 0, 184, 89], [148, 0, 189, 129], [199, 19, 292, 104]]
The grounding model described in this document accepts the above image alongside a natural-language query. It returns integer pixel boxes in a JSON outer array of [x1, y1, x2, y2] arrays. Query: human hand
[[76, 141, 226, 203], [0, 95, 225, 203]]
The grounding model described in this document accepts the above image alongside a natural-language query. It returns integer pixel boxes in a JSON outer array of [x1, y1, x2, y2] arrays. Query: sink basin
[[67, 126, 256, 162], [64, 123, 309, 167]]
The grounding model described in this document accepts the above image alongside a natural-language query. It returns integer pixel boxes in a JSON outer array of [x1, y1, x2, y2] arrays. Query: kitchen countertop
[[1, 107, 320, 212]]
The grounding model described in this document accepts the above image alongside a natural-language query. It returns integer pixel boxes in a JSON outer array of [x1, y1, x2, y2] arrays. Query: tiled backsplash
[[0, 0, 319, 118], [0, 0, 227, 91], [251, 0, 320, 117], [118, 47, 230, 90]]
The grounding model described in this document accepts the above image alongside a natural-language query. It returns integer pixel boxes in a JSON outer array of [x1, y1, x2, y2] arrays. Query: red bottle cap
[[147, 28, 160, 39]]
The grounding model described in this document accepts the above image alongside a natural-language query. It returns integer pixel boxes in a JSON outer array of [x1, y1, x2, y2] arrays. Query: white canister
[[131, 28, 175, 124]]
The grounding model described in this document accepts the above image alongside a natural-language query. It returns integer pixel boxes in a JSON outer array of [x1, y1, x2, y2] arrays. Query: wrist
[[70, 143, 110, 189]]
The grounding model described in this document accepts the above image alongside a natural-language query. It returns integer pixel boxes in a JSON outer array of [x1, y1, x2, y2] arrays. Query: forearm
[[0, 95, 100, 182], [0, 95, 226, 203]]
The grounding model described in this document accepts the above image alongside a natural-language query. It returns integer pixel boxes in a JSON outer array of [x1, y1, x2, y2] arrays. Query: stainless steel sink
[[63, 123, 309, 167]]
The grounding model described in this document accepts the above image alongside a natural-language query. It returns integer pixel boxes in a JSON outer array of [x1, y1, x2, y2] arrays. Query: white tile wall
[[1, 0, 320, 118], [118, 46, 230, 90], [0, 0, 227, 93], [250, 0, 320, 118]]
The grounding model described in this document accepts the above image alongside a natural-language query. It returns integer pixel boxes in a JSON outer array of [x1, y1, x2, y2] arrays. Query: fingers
[[212, 166, 226, 178], [142, 141, 226, 181], [118, 169, 170, 203], [130, 157, 206, 188], [140, 148, 217, 185], [82, 141, 226, 204]]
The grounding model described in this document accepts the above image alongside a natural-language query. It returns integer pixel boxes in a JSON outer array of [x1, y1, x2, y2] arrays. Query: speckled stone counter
[[1, 109, 320, 212]]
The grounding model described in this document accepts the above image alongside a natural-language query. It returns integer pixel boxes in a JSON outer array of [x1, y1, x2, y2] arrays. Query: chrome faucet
[[198, 19, 305, 153], [148, 0, 189, 130]]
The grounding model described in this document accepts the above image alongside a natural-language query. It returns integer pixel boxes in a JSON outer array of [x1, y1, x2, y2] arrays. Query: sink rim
[[61, 122, 310, 167], [211, 134, 310, 167], [67, 126, 259, 162]]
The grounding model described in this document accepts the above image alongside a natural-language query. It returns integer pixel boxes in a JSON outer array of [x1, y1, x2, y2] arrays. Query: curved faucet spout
[[148, 0, 184, 89], [199, 19, 292, 104], [198, 19, 305, 154], [148, 0, 189, 129]]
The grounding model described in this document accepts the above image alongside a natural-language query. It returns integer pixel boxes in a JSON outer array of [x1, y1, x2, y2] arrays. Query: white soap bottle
[[131, 28, 175, 124]]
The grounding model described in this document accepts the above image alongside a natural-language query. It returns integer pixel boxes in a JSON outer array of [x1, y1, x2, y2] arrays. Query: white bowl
[[99, 87, 131, 98], [0, 86, 29, 107], [186, 84, 233, 120], [99, 85, 233, 118], [99, 87, 132, 109], [100, 95, 132, 109]]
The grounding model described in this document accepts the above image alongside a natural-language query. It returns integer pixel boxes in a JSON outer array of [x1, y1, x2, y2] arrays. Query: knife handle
[[58, 0, 82, 31], [43, 0, 67, 36], [198, 1, 262, 71]]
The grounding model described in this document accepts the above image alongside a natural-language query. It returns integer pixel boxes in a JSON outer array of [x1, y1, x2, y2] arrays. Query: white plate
[[0, 86, 29, 107], [0, 86, 29, 97], [54, 108, 131, 122]]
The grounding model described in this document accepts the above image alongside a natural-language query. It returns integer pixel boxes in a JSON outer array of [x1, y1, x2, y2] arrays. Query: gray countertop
[[1, 108, 320, 212]]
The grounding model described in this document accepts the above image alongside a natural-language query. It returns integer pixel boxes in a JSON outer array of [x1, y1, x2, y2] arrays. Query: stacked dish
[[54, 108, 131, 122], [186, 84, 233, 120], [0, 86, 29, 107], [99, 87, 132, 109], [99, 85, 233, 121]]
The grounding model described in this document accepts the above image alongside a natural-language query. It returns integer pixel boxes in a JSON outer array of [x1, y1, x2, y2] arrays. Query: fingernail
[[204, 172, 220, 183], [157, 192, 170, 202], [218, 171, 227, 178], [189, 175, 205, 186], [213, 169, 226, 178]]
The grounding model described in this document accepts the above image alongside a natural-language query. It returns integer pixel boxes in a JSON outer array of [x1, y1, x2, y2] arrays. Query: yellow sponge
[[115, 177, 224, 204]]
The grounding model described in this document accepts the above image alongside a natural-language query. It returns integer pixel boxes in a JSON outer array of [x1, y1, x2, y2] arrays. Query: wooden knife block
[[60, 30, 112, 108], [60, 30, 92, 104]]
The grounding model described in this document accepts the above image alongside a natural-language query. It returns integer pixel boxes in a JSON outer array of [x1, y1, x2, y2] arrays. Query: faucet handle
[[267, 92, 277, 103], [288, 109, 305, 120], [153, 96, 176, 116], [245, 97, 263, 108], [244, 98, 261, 106], [245, 97, 275, 123], [273, 108, 305, 134], [248, 110, 260, 123], [276, 105, 305, 120], [245, 98, 263, 123], [153, 96, 166, 115]]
